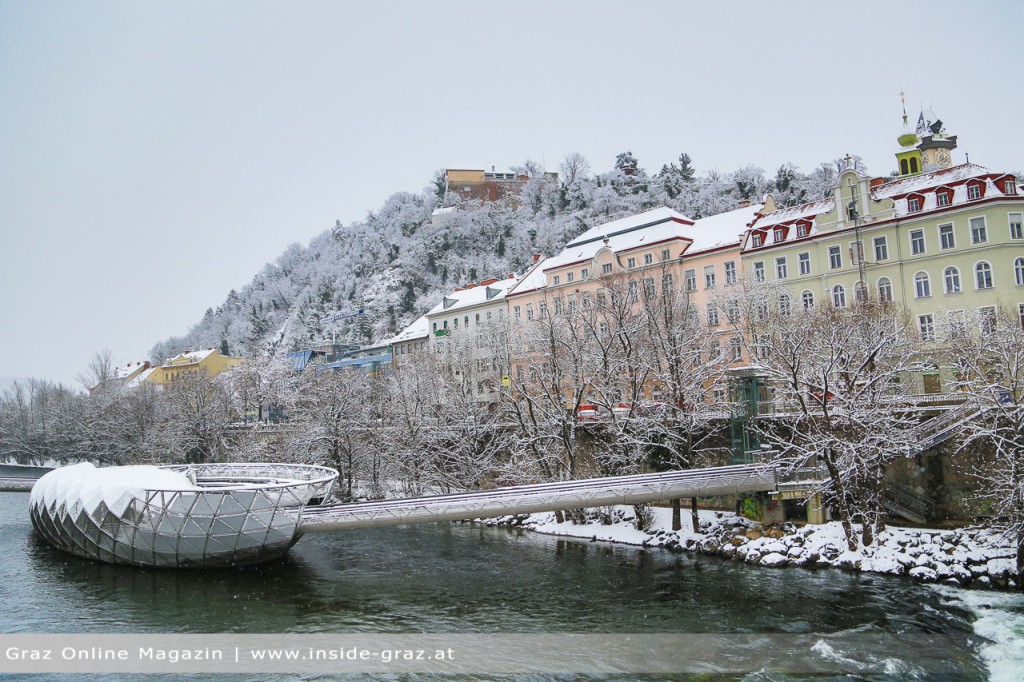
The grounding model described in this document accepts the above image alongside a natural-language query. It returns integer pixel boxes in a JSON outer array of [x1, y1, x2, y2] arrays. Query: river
[[0, 484, 1021, 680]]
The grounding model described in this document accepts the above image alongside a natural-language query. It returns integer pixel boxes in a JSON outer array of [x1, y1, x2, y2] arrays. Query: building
[[505, 204, 764, 399], [88, 360, 152, 393], [146, 348, 242, 385], [741, 112, 1022, 394], [445, 167, 557, 203], [382, 314, 429, 358]]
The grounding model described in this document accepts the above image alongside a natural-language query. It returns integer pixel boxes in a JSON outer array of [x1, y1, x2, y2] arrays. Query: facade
[[445, 168, 557, 203], [146, 348, 242, 385], [382, 314, 429, 358], [742, 144, 1022, 394], [505, 205, 764, 399]]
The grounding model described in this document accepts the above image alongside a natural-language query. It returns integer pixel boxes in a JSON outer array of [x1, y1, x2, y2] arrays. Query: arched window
[[910, 157, 919, 174], [832, 284, 846, 308], [975, 261, 993, 290], [914, 271, 931, 298], [801, 290, 814, 309], [877, 277, 893, 303], [1015, 257, 1024, 286], [900, 159, 909, 175], [944, 266, 962, 294]]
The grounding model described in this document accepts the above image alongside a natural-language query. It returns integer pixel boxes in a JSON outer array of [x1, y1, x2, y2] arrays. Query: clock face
[[937, 150, 952, 167]]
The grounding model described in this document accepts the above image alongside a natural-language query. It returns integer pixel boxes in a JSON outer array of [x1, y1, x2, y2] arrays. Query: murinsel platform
[[6, 462, 778, 568]]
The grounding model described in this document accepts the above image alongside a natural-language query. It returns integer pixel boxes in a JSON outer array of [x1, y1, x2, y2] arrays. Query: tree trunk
[[554, 509, 565, 524], [671, 498, 681, 531], [690, 497, 700, 534]]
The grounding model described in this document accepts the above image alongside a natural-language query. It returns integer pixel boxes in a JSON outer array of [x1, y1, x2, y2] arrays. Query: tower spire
[[900, 89, 908, 125]]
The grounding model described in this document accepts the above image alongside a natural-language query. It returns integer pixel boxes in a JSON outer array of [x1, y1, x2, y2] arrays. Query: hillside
[[149, 153, 845, 362]]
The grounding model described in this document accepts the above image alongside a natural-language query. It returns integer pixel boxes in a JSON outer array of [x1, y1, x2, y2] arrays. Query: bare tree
[[950, 305, 1024, 581]]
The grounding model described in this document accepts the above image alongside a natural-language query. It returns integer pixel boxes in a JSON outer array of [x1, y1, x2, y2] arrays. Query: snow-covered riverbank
[[481, 505, 1019, 590]]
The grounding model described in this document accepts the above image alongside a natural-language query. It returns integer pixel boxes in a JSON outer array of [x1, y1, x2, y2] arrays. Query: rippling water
[[0, 486, 1017, 680]]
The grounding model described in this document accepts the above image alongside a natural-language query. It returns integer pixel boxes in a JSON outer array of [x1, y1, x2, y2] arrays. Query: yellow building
[[146, 348, 242, 385]]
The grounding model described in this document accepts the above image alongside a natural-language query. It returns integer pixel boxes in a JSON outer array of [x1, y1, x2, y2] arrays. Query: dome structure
[[29, 462, 337, 568]]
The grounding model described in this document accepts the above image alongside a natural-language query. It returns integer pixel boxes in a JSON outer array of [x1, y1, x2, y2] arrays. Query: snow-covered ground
[[480, 505, 1024, 681]]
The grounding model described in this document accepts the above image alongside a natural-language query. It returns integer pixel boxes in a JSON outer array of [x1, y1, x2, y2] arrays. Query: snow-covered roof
[[565, 207, 693, 247], [165, 349, 215, 365], [382, 314, 430, 345], [126, 366, 157, 388], [687, 203, 764, 253], [426, 275, 519, 316], [431, 206, 456, 216], [749, 197, 834, 232], [114, 361, 149, 380], [506, 258, 549, 298], [872, 163, 993, 199]]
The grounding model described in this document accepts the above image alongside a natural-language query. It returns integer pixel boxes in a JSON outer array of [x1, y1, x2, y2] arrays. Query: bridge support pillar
[[806, 493, 827, 525]]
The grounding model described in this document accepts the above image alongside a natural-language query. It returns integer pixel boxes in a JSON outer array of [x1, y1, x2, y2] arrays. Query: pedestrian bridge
[[4, 462, 777, 568], [298, 465, 777, 533]]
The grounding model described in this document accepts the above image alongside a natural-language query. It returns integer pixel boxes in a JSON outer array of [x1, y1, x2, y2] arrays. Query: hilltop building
[[146, 348, 242, 385], [444, 167, 557, 203]]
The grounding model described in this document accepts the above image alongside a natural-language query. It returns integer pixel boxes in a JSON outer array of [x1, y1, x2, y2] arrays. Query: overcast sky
[[1, 0, 1021, 389]]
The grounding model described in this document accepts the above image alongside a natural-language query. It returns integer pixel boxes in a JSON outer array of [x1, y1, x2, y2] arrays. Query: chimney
[[738, 199, 751, 209], [509, 273, 516, 280], [870, 177, 885, 189], [532, 253, 541, 263], [491, 165, 495, 172]]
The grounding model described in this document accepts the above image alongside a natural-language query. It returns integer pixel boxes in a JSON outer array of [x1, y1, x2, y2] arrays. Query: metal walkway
[[298, 464, 777, 533]]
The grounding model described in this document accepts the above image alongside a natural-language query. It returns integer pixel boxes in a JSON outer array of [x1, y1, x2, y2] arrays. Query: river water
[[0, 483, 1022, 680]]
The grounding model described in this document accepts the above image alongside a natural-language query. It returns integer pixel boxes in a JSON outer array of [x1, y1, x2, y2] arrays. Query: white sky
[[1, 0, 1021, 388]]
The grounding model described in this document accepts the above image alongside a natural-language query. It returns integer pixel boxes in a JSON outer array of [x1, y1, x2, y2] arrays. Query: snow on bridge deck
[[298, 464, 777, 533]]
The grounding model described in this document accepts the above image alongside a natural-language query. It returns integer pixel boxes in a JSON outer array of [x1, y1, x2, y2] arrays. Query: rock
[[731, 536, 749, 547], [787, 546, 804, 559], [784, 535, 805, 547], [764, 526, 785, 540], [932, 562, 953, 580], [719, 544, 737, 559], [745, 551, 762, 564], [837, 556, 862, 571], [760, 552, 789, 567], [909, 566, 938, 582], [821, 545, 841, 562], [745, 528, 763, 541], [895, 553, 916, 568], [761, 540, 788, 555], [950, 564, 973, 585], [701, 540, 720, 554], [986, 558, 1015, 581], [914, 554, 933, 568], [976, 576, 992, 587]]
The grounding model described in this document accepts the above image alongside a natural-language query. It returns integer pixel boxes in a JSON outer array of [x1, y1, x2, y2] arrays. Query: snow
[[425, 275, 518, 316], [126, 366, 157, 387], [872, 163, 991, 199], [30, 462, 199, 516], [381, 314, 430, 345]]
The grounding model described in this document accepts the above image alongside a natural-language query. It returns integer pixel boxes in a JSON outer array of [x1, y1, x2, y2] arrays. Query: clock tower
[[916, 107, 957, 172]]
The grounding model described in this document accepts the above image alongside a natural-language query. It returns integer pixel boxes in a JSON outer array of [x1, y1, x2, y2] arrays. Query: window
[[755, 300, 769, 322], [828, 245, 842, 269], [662, 272, 674, 293], [918, 314, 935, 342], [644, 277, 656, 298], [475, 313, 480, 324], [628, 281, 639, 302], [685, 269, 696, 292], [539, 301, 548, 318], [877, 277, 893, 303], [661, 248, 671, 261], [704, 265, 716, 289], [947, 310, 967, 338], [1006, 179, 1018, 195], [553, 297, 564, 315], [566, 271, 574, 283], [910, 229, 925, 255], [567, 294, 578, 314], [599, 320, 609, 335], [707, 303, 719, 326], [773, 227, 785, 243], [644, 253, 653, 265], [936, 191, 950, 207], [914, 271, 931, 298], [513, 305, 521, 320], [1020, 303, 1024, 330], [979, 306, 997, 335], [627, 257, 636, 268], [873, 236, 888, 261], [970, 217, 987, 244], [453, 317, 459, 329], [730, 336, 743, 361], [752, 233, 763, 247], [798, 252, 811, 276], [753, 261, 765, 282], [727, 300, 740, 324], [779, 293, 791, 316], [602, 262, 613, 274], [597, 290, 607, 307], [968, 183, 982, 200], [939, 223, 955, 250], [552, 275, 560, 285], [581, 268, 589, 279], [801, 290, 814, 309], [775, 257, 788, 279], [832, 284, 846, 308], [1016, 257, 1024, 286], [975, 261, 993, 289], [908, 196, 922, 212], [724, 261, 736, 284], [944, 266, 962, 294], [797, 223, 809, 238], [582, 292, 591, 309], [1010, 213, 1023, 240]]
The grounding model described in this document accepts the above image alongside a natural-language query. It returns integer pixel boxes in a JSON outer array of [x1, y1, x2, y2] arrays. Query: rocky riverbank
[[479, 506, 1020, 590]]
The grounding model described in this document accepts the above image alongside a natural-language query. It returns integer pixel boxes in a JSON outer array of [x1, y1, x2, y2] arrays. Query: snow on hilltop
[[149, 156, 842, 363]]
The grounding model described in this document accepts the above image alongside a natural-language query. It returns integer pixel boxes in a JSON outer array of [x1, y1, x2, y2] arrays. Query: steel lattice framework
[[28, 463, 336, 568]]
